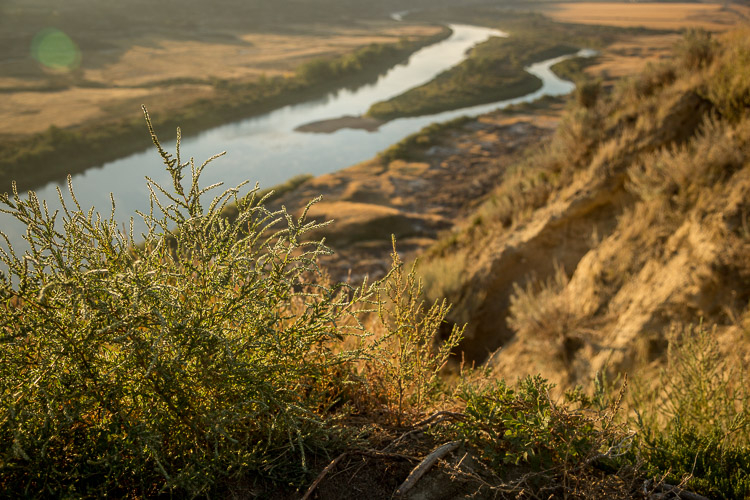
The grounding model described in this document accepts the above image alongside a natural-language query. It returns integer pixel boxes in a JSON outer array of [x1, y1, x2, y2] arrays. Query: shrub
[[630, 323, 750, 498], [366, 241, 463, 425], [704, 28, 750, 122], [676, 28, 717, 71], [575, 79, 601, 110], [0, 109, 461, 496], [428, 374, 635, 498]]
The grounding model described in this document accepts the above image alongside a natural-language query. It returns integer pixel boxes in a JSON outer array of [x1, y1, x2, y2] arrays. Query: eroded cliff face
[[275, 28, 750, 393], [417, 28, 750, 390]]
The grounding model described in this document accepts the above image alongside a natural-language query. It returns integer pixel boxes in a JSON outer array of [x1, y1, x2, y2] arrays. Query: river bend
[[1, 24, 591, 252]]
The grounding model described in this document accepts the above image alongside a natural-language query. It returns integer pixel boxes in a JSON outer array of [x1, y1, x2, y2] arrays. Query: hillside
[[2, 15, 750, 500], [275, 26, 750, 392], [266, 25, 750, 498], [414, 27, 750, 387]]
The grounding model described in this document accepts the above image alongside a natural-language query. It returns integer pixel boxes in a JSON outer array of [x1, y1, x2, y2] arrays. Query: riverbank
[[266, 98, 567, 284], [0, 25, 450, 193], [364, 9, 662, 120], [294, 115, 384, 133]]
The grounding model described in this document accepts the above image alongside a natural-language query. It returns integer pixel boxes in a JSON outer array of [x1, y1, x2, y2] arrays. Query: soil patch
[[295, 115, 384, 133]]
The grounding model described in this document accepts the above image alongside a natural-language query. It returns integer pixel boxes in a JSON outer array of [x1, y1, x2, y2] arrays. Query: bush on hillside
[[0, 108, 461, 496]]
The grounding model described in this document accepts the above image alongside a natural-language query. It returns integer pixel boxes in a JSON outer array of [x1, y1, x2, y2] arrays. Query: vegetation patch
[[413, 26, 750, 498], [378, 116, 472, 163], [3, 22, 750, 499]]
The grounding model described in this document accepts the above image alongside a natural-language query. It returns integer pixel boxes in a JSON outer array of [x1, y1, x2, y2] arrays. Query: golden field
[[542, 2, 750, 31], [0, 23, 441, 136]]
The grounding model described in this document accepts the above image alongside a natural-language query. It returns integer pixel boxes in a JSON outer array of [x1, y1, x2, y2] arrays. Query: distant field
[[0, 23, 441, 136], [542, 2, 750, 31], [537, 2, 750, 86]]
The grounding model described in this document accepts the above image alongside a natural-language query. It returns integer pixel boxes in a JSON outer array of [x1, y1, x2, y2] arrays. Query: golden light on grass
[[542, 2, 747, 31]]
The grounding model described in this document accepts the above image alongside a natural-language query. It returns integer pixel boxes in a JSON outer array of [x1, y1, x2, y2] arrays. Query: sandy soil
[[542, 2, 750, 31], [0, 23, 442, 136], [295, 115, 385, 133]]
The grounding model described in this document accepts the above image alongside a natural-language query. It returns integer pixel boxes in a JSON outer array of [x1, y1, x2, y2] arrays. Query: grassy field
[[0, 23, 442, 137], [541, 2, 750, 31]]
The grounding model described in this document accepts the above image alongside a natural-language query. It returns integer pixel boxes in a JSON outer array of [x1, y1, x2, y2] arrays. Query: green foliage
[[638, 424, 750, 500], [631, 324, 750, 498], [436, 374, 631, 493], [368, 241, 463, 425], [378, 116, 471, 163], [0, 107, 471, 496], [0, 109, 439, 496]]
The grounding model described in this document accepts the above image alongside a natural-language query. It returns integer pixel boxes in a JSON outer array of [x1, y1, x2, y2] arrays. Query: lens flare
[[31, 28, 81, 71]]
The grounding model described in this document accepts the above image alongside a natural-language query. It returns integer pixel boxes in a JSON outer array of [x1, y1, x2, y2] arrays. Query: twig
[[301, 453, 348, 500], [642, 479, 711, 500], [395, 441, 461, 496], [383, 411, 466, 452], [414, 410, 466, 428]]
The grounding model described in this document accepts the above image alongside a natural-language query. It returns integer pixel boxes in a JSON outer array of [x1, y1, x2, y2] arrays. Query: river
[[0, 24, 592, 253]]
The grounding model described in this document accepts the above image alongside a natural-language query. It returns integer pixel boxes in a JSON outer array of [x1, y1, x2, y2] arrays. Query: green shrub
[[637, 423, 750, 499], [424, 373, 635, 498], [0, 109, 461, 496], [367, 241, 463, 425], [630, 323, 750, 499]]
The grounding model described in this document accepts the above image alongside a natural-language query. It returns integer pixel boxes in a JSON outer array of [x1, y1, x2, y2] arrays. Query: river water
[[1, 24, 591, 253]]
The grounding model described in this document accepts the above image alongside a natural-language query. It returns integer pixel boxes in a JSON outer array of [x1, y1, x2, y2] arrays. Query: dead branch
[[643, 479, 711, 500], [301, 453, 348, 500], [414, 410, 467, 428], [395, 440, 461, 497], [383, 411, 466, 452]]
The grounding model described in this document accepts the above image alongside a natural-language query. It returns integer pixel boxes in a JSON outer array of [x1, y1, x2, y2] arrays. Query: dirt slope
[[415, 27, 750, 391]]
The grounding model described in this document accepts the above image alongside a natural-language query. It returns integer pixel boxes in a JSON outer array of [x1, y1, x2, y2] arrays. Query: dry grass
[[544, 3, 750, 88], [0, 23, 441, 136], [542, 2, 749, 32]]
